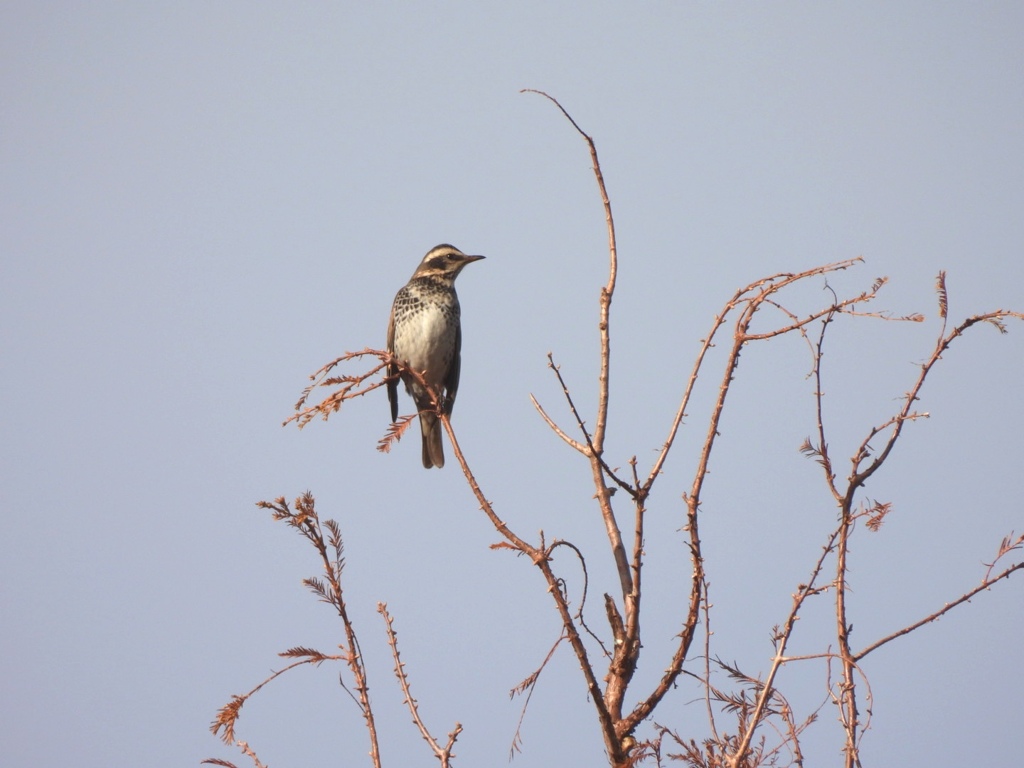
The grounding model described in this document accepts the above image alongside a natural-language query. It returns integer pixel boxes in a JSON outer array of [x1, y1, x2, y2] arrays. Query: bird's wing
[[386, 299, 399, 423], [444, 321, 461, 415]]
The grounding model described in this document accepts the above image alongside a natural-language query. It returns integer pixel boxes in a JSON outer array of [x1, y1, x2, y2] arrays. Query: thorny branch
[[379, 603, 463, 768], [854, 531, 1024, 661], [437, 408, 621, 758], [519, 89, 635, 763]]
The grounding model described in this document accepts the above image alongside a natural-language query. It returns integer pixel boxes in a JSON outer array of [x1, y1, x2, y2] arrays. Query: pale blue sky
[[2, 4, 1022, 767]]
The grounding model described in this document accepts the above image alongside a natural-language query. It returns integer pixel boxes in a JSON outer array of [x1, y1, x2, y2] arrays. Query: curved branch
[[530, 393, 589, 454]]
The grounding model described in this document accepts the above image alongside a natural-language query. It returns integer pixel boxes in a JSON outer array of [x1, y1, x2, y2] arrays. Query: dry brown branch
[[379, 603, 463, 768], [847, 306, 1024, 496], [522, 91, 636, 760], [622, 263, 895, 754], [287, 349, 476, 468], [673, 655, 822, 768], [209, 494, 381, 768], [509, 632, 566, 759], [209, 655, 344, 746], [854, 536, 1024, 660], [529, 392, 588, 454], [549, 538, 611, 656], [531, 353, 635, 497], [862, 499, 892, 531], [285, 349, 391, 429], [646, 258, 867, 499], [533, 353, 637, 600], [808, 305, 839, 497], [377, 414, 416, 453], [825, 655, 874, 765], [699, 578, 721, 746], [237, 744, 266, 768], [520, 93, 619, 459], [984, 531, 1024, 580], [438, 406, 621, 758], [202, 740, 268, 768], [286, 346, 483, 451]]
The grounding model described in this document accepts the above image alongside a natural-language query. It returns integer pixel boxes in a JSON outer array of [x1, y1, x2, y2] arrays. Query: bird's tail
[[419, 412, 445, 469]]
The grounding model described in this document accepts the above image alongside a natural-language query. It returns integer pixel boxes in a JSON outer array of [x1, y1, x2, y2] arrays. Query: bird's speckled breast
[[391, 284, 460, 388]]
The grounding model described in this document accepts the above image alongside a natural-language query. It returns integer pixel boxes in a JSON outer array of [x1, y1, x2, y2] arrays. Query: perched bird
[[387, 244, 485, 468]]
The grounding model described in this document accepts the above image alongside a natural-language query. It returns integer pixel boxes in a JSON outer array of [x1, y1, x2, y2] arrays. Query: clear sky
[[2, 4, 1022, 767]]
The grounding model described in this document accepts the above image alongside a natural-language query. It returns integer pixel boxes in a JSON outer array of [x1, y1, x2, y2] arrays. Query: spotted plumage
[[386, 244, 485, 468]]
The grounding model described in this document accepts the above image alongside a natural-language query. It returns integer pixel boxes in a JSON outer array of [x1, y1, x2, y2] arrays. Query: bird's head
[[411, 244, 485, 281]]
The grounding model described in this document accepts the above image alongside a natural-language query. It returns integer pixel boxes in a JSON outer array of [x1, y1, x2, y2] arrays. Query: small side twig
[[379, 603, 462, 768], [508, 632, 567, 759], [855, 533, 1024, 660]]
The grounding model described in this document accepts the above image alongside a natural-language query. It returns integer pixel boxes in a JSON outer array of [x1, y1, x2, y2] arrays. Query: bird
[[386, 244, 485, 468]]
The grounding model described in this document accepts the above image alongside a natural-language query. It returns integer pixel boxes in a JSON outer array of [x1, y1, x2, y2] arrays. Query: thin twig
[[379, 603, 462, 768], [508, 632, 566, 759], [855, 559, 1024, 660]]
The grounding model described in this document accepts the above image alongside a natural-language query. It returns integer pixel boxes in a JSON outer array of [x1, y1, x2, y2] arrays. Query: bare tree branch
[[855, 544, 1024, 660], [379, 603, 463, 767], [508, 632, 566, 759], [209, 495, 381, 768]]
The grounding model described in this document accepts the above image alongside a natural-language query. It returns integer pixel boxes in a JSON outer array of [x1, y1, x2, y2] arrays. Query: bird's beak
[[462, 254, 486, 263]]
